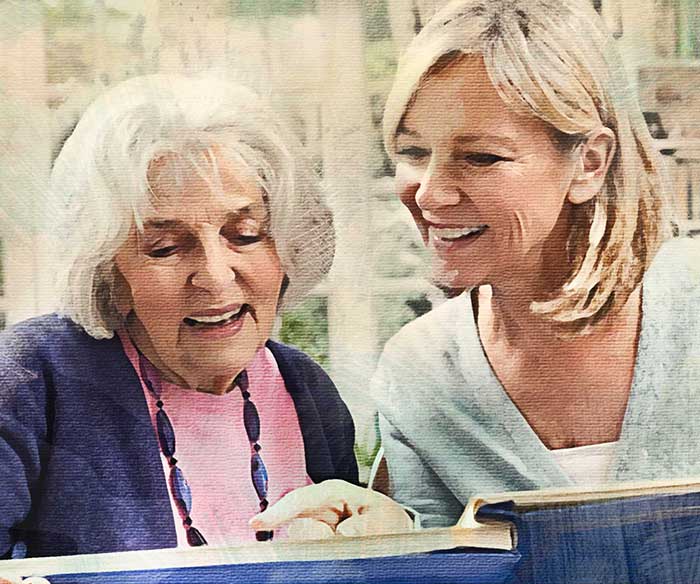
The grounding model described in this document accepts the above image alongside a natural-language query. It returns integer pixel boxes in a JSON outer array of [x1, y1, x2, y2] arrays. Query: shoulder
[[372, 294, 478, 424], [644, 237, 700, 319], [0, 315, 98, 455], [0, 313, 125, 385], [265, 340, 332, 386], [376, 294, 472, 382], [1, 312, 103, 347], [266, 340, 358, 483], [265, 340, 346, 411], [647, 237, 700, 293], [382, 294, 470, 356], [0, 314, 88, 372]]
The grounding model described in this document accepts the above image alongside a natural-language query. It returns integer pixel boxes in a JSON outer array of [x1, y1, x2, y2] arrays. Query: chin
[[432, 262, 483, 291], [182, 350, 251, 383], [185, 367, 244, 395]]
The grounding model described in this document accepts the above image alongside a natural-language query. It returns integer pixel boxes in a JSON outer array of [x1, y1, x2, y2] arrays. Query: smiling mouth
[[429, 224, 489, 243], [183, 305, 250, 329]]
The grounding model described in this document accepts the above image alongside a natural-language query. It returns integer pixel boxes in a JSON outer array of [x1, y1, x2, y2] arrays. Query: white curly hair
[[52, 74, 334, 339]]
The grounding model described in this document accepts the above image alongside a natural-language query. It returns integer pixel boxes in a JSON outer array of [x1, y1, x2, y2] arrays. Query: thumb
[[335, 506, 413, 537], [250, 483, 344, 530], [285, 518, 336, 541], [335, 513, 376, 537]]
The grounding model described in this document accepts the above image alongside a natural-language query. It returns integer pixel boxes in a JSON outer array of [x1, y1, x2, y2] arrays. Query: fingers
[[336, 505, 414, 537], [285, 518, 336, 541], [250, 479, 415, 540], [250, 481, 351, 530], [335, 513, 378, 537]]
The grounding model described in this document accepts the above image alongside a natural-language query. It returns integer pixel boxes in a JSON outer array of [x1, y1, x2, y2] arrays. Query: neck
[[484, 241, 573, 344], [479, 199, 594, 343], [124, 314, 238, 395], [478, 276, 642, 352], [476, 285, 559, 348]]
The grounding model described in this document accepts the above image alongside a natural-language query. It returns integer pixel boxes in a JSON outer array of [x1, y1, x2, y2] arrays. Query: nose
[[189, 236, 236, 294], [414, 159, 461, 212]]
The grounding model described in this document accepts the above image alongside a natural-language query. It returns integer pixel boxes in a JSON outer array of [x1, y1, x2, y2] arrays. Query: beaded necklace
[[137, 353, 273, 545]]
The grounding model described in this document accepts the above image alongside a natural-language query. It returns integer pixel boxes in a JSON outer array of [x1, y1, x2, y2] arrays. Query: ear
[[277, 274, 290, 307], [567, 127, 617, 205], [111, 267, 134, 319]]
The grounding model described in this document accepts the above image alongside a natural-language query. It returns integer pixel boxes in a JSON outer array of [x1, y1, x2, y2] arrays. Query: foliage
[[0, 238, 4, 297], [375, 292, 432, 348], [677, 0, 700, 58], [278, 296, 329, 367], [44, 0, 93, 26], [354, 437, 382, 472], [365, 39, 397, 82], [228, 0, 315, 18], [44, 0, 131, 30], [362, 0, 392, 41]]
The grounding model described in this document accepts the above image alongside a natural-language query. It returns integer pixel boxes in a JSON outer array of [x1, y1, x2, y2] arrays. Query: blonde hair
[[52, 75, 333, 339], [384, 0, 673, 331]]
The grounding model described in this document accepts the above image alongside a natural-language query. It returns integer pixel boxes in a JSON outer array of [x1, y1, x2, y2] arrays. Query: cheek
[[395, 165, 421, 207], [523, 174, 570, 229], [491, 183, 568, 251], [246, 247, 285, 310], [128, 270, 186, 323], [395, 164, 427, 236]]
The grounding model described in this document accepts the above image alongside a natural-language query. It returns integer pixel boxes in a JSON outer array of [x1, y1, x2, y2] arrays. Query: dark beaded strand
[[141, 353, 207, 546], [237, 370, 274, 542], [139, 353, 273, 545]]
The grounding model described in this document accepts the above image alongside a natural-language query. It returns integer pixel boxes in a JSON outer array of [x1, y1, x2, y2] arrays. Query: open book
[[4, 476, 700, 583]]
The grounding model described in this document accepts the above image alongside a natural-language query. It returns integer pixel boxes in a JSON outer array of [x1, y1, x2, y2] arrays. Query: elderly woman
[[252, 0, 700, 535], [0, 75, 357, 559]]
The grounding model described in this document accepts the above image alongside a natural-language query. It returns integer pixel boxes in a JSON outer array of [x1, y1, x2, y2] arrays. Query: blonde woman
[[252, 0, 700, 535]]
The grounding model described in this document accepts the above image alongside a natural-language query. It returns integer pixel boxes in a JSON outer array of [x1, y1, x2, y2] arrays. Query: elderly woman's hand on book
[[250, 480, 414, 538]]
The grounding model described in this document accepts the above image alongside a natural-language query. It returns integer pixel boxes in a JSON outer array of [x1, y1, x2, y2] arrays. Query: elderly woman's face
[[394, 56, 581, 289], [115, 153, 284, 394]]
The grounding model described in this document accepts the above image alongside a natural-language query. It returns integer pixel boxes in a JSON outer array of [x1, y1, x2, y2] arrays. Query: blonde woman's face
[[115, 153, 284, 394], [394, 56, 581, 290]]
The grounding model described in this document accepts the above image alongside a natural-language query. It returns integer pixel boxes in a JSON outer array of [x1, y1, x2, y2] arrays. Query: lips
[[183, 304, 250, 328], [427, 224, 489, 251], [429, 224, 488, 242]]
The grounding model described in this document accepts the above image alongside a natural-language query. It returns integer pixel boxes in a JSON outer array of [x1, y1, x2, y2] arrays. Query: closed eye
[[461, 153, 511, 166], [221, 218, 268, 246], [225, 234, 263, 246], [147, 245, 179, 258], [396, 146, 431, 161]]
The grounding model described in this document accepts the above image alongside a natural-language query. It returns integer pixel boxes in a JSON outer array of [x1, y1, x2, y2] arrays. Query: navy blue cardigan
[[0, 315, 358, 558]]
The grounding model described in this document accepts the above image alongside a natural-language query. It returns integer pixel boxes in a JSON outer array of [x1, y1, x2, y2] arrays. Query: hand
[[285, 518, 336, 540], [250, 479, 414, 539]]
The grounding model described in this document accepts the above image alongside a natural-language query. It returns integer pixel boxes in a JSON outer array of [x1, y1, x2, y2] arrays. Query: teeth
[[187, 307, 242, 324], [430, 225, 487, 241]]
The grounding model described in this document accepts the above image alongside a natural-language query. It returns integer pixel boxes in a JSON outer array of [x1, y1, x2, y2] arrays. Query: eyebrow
[[142, 207, 265, 231], [454, 134, 517, 149], [396, 127, 421, 139], [396, 127, 518, 149], [142, 219, 184, 230]]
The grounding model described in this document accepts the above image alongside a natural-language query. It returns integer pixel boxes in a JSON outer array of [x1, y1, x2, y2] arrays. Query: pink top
[[120, 334, 312, 547]]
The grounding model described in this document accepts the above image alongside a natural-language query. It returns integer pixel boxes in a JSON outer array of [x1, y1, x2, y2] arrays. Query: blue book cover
[[6, 478, 700, 584], [479, 491, 700, 584], [0, 524, 519, 584], [39, 549, 521, 584]]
